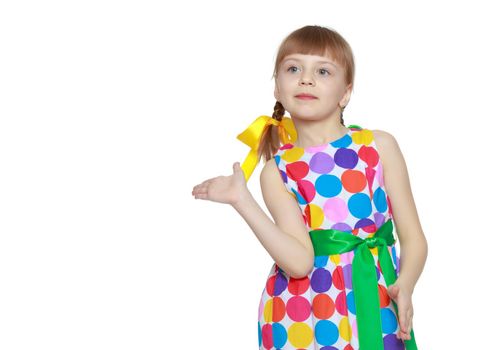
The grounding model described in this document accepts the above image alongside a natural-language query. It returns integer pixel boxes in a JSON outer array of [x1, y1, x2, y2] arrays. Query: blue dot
[[272, 322, 288, 348], [258, 321, 262, 347], [315, 320, 339, 346], [274, 155, 281, 166], [331, 133, 352, 148], [381, 307, 398, 334], [373, 187, 388, 212], [348, 193, 372, 218], [347, 291, 356, 315], [291, 187, 307, 204], [314, 255, 328, 268], [316, 175, 342, 198]]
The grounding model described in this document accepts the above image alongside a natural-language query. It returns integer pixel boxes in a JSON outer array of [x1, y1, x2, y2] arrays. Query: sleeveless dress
[[257, 125, 406, 350]]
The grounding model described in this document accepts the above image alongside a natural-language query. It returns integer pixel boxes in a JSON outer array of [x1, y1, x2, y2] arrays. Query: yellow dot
[[339, 316, 352, 341], [308, 204, 325, 229], [370, 246, 379, 256], [263, 299, 273, 323], [282, 147, 304, 162], [288, 322, 314, 349], [352, 129, 374, 146], [366, 234, 379, 256], [330, 254, 340, 265]]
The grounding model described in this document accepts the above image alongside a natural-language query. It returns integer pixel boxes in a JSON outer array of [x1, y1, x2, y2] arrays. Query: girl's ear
[[340, 83, 352, 106], [274, 84, 280, 101]]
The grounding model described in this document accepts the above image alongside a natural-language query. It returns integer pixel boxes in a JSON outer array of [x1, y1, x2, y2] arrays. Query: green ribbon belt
[[309, 219, 418, 349]]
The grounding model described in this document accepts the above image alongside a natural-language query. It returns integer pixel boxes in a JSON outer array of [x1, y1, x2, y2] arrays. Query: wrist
[[231, 188, 253, 211], [395, 276, 414, 295]]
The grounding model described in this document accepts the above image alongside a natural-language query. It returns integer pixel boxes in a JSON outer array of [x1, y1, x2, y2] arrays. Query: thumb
[[388, 284, 399, 298], [233, 162, 241, 172]]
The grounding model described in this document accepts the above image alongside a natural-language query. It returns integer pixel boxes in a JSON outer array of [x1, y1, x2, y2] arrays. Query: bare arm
[[231, 159, 314, 279], [373, 129, 429, 295], [192, 159, 314, 278]]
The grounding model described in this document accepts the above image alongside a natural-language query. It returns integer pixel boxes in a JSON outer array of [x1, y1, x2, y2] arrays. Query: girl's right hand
[[192, 162, 248, 206]]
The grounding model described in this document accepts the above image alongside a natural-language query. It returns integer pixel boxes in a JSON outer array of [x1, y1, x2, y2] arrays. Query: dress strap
[[347, 124, 363, 130]]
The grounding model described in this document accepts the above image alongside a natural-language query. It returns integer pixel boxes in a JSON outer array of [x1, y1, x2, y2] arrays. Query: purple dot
[[374, 212, 386, 227], [279, 169, 288, 183], [343, 264, 353, 289], [334, 148, 358, 169], [310, 153, 335, 174], [383, 334, 405, 350], [331, 222, 352, 232], [311, 268, 332, 293], [354, 218, 375, 229], [273, 271, 288, 296]]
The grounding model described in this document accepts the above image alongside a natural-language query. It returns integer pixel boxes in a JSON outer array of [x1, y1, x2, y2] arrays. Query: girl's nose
[[300, 75, 314, 86]]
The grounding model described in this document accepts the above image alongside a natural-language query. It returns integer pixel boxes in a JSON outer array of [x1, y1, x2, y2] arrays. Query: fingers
[[396, 308, 413, 341], [192, 175, 224, 199], [192, 181, 210, 198]]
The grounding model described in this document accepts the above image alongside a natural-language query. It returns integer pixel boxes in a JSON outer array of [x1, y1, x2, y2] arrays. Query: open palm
[[192, 162, 248, 205]]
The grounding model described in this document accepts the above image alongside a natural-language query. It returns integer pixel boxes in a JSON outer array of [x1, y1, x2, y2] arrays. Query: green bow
[[309, 219, 418, 349]]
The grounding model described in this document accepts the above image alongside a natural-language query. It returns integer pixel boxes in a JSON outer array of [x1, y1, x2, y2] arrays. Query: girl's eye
[[286, 66, 330, 75]]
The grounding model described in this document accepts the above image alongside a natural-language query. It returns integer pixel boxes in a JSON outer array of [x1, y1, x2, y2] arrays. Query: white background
[[1, 0, 488, 349]]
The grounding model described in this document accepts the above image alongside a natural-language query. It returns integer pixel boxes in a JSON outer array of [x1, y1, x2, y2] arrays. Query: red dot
[[288, 276, 310, 295], [358, 146, 379, 168], [286, 161, 309, 181], [265, 274, 277, 297], [332, 266, 345, 290]]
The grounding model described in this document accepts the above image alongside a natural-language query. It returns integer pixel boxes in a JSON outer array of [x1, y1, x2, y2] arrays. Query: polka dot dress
[[257, 125, 406, 350]]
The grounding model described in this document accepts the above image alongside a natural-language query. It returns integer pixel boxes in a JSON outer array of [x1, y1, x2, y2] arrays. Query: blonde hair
[[258, 25, 356, 163]]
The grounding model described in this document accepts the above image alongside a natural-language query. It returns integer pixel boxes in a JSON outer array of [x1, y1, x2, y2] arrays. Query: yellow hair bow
[[236, 115, 297, 182]]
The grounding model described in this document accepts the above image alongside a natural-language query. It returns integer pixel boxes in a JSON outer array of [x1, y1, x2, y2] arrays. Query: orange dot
[[272, 296, 286, 322], [378, 284, 390, 307], [305, 204, 311, 227], [341, 169, 367, 193], [312, 294, 335, 319]]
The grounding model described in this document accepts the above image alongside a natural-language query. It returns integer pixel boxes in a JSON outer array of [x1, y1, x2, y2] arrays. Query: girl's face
[[274, 52, 351, 121]]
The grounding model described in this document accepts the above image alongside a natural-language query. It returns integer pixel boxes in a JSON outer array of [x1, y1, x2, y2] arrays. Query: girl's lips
[[296, 96, 317, 100]]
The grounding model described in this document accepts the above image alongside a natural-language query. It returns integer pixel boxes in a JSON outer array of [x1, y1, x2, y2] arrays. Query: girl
[[192, 25, 428, 350]]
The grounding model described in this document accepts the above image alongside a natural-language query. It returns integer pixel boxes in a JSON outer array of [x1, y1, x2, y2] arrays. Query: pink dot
[[286, 295, 312, 322], [340, 251, 354, 265], [376, 161, 385, 187], [297, 180, 316, 203], [335, 291, 348, 315], [324, 197, 348, 222], [261, 324, 273, 349], [352, 318, 358, 339]]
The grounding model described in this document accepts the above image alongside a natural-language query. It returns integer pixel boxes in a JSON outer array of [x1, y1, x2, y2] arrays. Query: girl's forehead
[[282, 53, 338, 67]]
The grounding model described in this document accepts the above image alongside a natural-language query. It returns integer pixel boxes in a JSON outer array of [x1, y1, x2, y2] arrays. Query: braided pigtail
[[340, 105, 345, 126], [257, 101, 286, 164]]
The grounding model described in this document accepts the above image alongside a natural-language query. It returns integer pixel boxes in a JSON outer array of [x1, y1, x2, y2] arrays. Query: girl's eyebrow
[[283, 57, 337, 68]]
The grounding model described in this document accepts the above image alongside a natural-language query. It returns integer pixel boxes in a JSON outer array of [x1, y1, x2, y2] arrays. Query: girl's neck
[[292, 117, 348, 148]]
